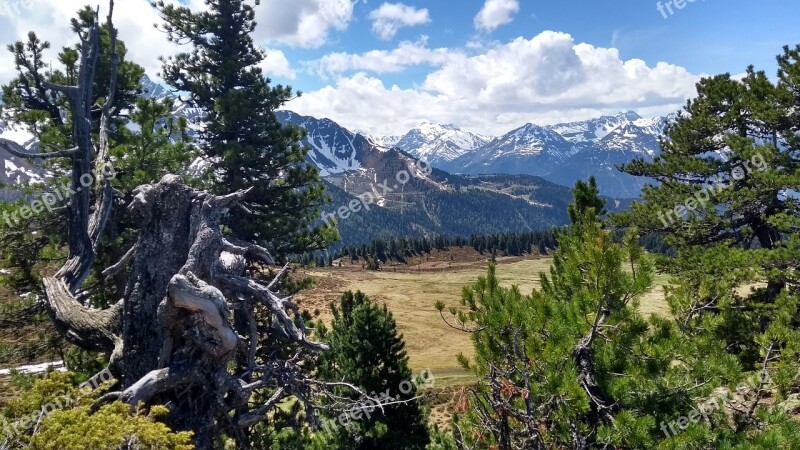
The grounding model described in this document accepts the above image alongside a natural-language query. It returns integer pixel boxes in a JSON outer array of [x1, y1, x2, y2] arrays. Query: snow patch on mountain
[[393, 122, 490, 164], [0, 121, 44, 192], [483, 123, 579, 160], [277, 111, 370, 176], [355, 130, 402, 148], [547, 111, 643, 145]]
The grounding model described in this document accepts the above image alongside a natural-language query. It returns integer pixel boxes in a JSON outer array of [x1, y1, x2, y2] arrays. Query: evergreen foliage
[[0, 371, 193, 449], [616, 46, 800, 391], [437, 181, 672, 448], [153, 0, 335, 256], [296, 230, 558, 268], [316, 290, 430, 450], [567, 176, 606, 223], [435, 173, 800, 447]]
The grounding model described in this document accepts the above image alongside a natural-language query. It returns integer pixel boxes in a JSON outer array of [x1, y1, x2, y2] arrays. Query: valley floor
[[295, 249, 672, 428]]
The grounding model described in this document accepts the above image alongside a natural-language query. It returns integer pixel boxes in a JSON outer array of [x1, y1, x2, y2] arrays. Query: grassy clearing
[[296, 253, 672, 428], [296, 254, 671, 383]]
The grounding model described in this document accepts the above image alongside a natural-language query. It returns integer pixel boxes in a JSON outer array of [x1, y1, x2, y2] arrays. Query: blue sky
[[1, 0, 799, 135], [283, 0, 800, 95]]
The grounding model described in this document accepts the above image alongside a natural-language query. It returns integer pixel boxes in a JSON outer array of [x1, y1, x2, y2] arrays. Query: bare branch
[[42, 277, 121, 352], [118, 366, 198, 408], [167, 273, 238, 361], [236, 387, 286, 428], [222, 237, 276, 266], [0, 138, 78, 159], [102, 243, 138, 280], [41, 80, 79, 97]]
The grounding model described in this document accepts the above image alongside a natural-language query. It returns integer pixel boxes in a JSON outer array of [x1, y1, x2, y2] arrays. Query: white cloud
[[368, 2, 430, 40], [474, 0, 519, 32], [253, 0, 354, 48], [307, 38, 458, 78], [289, 31, 703, 136], [0, 0, 345, 85], [0, 0, 176, 83], [260, 48, 296, 79]]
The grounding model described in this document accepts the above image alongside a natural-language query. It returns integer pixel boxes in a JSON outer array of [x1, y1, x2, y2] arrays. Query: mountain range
[[282, 108, 669, 198], [0, 75, 659, 245], [268, 83, 670, 198], [381, 111, 670, 198]]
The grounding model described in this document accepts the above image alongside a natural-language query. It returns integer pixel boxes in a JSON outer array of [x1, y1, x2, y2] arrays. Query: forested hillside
[[322, 174, 575, 248]]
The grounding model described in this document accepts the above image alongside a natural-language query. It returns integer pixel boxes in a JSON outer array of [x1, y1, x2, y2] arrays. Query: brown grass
[[296, 252, 670, 377], [295, 250, 672, 428]]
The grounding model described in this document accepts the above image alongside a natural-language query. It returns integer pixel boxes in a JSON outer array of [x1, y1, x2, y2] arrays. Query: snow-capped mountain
[[392, 122, 490, 165], [543, 112, 670, 196], [545, 111, 669, 155], [443, 122, 580, 176], [0, 120, 44, 200], [547, 111, 643, 146], [477, 123, 578, 159], [599, 121, 661, 155], [382, 111, 673, 198], [277, 111, 390, 176]]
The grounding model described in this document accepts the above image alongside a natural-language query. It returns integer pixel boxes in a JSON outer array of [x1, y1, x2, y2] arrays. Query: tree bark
[[120, 178, 194, 386]]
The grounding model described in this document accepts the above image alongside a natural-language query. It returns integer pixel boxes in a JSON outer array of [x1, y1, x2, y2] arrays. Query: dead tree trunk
[[119, 180, 194, 384], [96, 174, 339, 449]]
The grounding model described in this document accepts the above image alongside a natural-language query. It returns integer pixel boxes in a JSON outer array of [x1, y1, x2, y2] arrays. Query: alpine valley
[[0, 76, 667, 246]]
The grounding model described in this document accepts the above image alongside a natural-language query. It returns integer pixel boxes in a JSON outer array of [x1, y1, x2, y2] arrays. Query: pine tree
[[615, 46, 800, 376], [437, 181, 671, 448], [153, 0, 335, 256], [596, 44, 800, 447], [567, 175, 606, 223], [317, 291, 430, 450]]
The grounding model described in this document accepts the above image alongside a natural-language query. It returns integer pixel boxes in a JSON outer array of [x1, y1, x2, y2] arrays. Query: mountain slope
[[276, 110, 382, 176], [322, 173, 574, 249], [392, 122, 490, 166], [443, 123, 580, 176], [0, 121, 44, 200]]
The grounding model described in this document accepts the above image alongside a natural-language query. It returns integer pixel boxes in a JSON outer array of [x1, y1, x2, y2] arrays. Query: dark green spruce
[[153, 0, 336, 256]]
